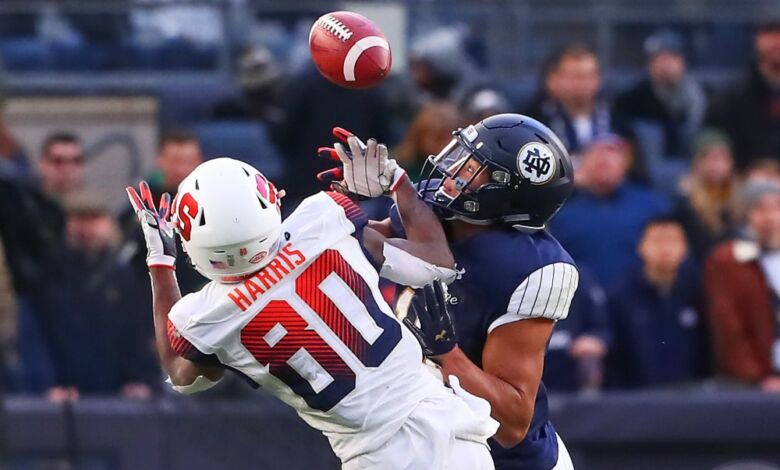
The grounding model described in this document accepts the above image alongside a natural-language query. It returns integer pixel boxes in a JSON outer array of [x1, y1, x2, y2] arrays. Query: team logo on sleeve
[[517, 142, 556, 185]]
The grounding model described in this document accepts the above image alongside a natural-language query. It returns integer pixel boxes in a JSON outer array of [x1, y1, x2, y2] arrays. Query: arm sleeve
[[166, 319, 221, 367], [324, 191, 368, 232], [488, 263, 580, 334]]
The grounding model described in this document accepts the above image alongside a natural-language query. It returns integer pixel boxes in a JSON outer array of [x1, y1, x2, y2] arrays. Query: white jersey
[[167, 192, 442, 462]]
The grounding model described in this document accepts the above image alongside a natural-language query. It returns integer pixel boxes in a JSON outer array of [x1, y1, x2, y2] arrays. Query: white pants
[[552, 433, 574, 470], [342, 384, 496, 470]]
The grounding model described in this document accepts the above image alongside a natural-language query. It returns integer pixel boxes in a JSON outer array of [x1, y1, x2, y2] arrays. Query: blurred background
[[0, 0, 779, 469]]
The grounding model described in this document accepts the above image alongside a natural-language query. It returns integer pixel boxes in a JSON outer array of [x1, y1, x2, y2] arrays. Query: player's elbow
[[422, 243, 455, 270], [493, 421, 531, 449], [438, 249, 456, 270], [169, 371, 193, 387]]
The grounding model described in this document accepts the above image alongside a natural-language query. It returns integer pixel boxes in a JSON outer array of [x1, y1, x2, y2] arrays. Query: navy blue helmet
[[418, 113, 574, 231]]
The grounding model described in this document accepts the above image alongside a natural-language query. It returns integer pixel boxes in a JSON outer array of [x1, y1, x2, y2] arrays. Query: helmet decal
[[249, 251, 269, 264], [256, 172, 282, 213], [517, 142, 556, 185], [176, 192, 199, 242]]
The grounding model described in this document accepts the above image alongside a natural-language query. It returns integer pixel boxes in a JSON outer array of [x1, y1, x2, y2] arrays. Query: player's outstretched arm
[[127, 182, 223, 389], [439, 319, 554, 448], [408, 281, 553, 448], [318, 127, 455, 281], [149, 267, 223, 387], [363, 177, 454, 269]]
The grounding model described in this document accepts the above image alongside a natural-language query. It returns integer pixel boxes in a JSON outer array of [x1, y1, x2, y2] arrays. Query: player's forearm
[[149, 266, 183, 376], [391, 178, 454, 268], [437, 347, 535, 447]]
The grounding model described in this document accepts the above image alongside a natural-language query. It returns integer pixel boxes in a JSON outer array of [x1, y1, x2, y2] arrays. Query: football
[[309, 11, 392, 89]]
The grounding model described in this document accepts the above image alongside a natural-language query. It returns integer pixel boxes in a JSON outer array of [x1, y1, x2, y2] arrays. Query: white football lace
[[317, 15, 353, 42]]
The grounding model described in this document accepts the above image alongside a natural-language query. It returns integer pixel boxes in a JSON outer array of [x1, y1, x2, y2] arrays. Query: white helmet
[[171, 157, 283, 283]]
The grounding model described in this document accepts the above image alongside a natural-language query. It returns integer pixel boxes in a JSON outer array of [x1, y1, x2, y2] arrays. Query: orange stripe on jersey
[[325, 191, 368, 230], [167, 319, 222, 366], [167, 319, 197, 359]]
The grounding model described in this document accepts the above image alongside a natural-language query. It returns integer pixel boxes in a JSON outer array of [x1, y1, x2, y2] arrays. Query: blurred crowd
[[0, 16, 779, 402]]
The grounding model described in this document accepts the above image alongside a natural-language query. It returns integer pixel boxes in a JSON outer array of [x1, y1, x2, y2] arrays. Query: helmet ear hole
[[199, 210, 207, 226], [257, 195, 267, 209]]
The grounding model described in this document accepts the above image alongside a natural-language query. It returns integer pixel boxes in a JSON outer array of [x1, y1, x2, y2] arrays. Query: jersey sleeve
[[487, 263, 580, 333], [167, 319, 222, 366], [324, 191, 368, 232]]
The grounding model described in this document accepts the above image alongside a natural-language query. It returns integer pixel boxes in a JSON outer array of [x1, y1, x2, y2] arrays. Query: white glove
[[319, 127, 406, 198], [126, 181, 177, 269]]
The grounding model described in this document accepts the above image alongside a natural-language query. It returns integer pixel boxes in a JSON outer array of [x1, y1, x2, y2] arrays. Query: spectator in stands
[[747, 158, 780, 186], [543, 268, 611, 394], [525, 54, 561, 116], [707, 21, 780, 169], [0, 133, 80, 394], [149, 130, 203, 196], [524, 43, 613, 157], [42, 194, 159, 401], [212, 46, 285, 125], [549, 134, 669, 291], [704, 181, 780, 391], [460, 87, 511, 122], [407, 26, 482, 105], [0, 54, 30, 180], [121, 130, 205, 295], [609, 216, 705, 389], [394, 101, 464, 179], [614, 29, 707, 158], [271, 63, 392, 208], [675, 130, 739, 262], [0, 132, 81, 298], [0, 121, 30, 181], [36, 131, 84, 201], [0, 235, 16, 390]]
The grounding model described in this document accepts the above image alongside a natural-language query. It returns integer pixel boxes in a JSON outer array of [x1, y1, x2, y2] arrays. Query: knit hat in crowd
[[741, 180, 780, 213]]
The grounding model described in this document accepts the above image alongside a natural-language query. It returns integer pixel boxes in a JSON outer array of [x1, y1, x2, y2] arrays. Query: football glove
[[404, 281, 458, 360], [317, 127, 407, 198], [126, 181, 177, 269]]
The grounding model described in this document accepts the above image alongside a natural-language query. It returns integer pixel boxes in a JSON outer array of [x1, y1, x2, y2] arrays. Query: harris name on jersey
[[227, 242, 306, 311]]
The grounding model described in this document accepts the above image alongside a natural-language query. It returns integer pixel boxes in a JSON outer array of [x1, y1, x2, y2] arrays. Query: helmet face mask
[[418, 114, 574, 231], [420, 135, 512, 223]]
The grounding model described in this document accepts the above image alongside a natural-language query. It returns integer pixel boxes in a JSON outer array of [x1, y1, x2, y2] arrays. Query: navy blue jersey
[[390, 208, 579, 469]]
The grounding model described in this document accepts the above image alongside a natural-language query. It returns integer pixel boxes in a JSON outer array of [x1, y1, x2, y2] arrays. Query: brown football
[[309, 11, 392, 89]]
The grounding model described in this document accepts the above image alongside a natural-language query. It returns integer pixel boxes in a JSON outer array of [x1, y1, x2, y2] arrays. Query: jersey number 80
[[241, 250, 402, 412]]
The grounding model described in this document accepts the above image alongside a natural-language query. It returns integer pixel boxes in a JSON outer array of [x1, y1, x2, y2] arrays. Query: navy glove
[[404, 281, 458, 360]]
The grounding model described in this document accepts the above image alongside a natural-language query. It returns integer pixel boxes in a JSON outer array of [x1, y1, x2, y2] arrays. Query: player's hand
[[126, 181, 177, 269], [404, 281, 458, 361], [317, 127, 407, 198]]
